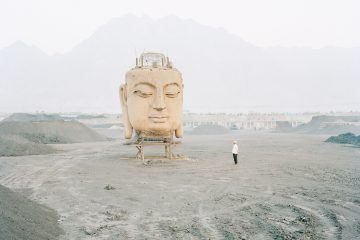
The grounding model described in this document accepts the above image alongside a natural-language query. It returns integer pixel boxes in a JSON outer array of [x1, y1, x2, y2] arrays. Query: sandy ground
[[0, 131, 359, 239]]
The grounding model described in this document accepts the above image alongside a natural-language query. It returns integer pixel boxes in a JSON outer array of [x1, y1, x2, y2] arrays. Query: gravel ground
[[0, 131, 359, 239], [0, 185, 64, 240]]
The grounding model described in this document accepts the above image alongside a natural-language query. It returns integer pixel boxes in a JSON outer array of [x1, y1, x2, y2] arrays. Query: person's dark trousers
[[233, 154, 238, 164]]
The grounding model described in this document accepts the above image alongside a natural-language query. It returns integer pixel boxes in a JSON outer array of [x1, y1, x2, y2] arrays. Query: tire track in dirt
[[198, 202, 224, 239]]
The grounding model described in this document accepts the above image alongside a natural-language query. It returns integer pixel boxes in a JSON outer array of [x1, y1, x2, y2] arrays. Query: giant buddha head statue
[[119, 52, 183, 139]]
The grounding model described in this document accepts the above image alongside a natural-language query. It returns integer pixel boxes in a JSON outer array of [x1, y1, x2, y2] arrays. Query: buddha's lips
[[149, 115, 169, 122]]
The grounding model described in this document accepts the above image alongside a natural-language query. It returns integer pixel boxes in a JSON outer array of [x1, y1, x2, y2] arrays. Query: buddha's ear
[[120, 84, 133, 139], [175, 124, 183, 138]]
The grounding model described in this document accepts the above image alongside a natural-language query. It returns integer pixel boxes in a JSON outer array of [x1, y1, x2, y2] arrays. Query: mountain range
[[1, 14, 359, 113]]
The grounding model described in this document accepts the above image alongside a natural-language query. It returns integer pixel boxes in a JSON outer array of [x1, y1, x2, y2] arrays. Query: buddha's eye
[[165, 84, 180, 98], [133, 90, 153, 98], [133, 84, 154, 98]]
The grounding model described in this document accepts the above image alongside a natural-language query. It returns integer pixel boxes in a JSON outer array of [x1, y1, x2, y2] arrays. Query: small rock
[[104, 184, 115, 190]]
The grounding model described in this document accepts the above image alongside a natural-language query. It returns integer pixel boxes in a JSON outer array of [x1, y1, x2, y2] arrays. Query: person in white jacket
[[232, 140, 238, 165]]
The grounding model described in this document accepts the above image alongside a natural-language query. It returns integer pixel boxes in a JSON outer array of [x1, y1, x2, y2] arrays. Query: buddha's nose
[[152, 89, 166, 111]]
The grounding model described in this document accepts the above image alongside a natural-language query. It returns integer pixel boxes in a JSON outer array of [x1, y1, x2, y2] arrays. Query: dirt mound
[[0, 120, 107, 144], [275, 121, 293, 132], [89, 123, 123, 129], [75, 114, 106, 120], [0, 184, 64, 240], [279, 115, 360, 134], [325, 132, 360, 146], [0, 135, 55, 157], [1, 113, 66, 122], [189, 124, 230, 135]]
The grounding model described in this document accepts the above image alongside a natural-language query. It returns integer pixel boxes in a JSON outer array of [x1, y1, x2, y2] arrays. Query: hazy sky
[[1, 0, 360, 54]]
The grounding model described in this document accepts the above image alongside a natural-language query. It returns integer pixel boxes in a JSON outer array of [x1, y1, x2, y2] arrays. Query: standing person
[[232, 140, 238, 165]]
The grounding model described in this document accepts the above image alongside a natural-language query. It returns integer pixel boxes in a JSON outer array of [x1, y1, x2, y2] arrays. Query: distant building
[[183, 113, 313, 130]]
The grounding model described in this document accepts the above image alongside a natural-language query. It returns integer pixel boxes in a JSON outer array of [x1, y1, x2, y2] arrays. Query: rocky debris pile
[[276, 115, 360, 135], [0, 120, 107, 157], [75, 114, 106, 120], [0, 184, 64, 240], [325, 132, 360, 146], [297, 115, 360, 134], [1, 113, 66, 122], [275, 121, 293, 132], [89, 123, 123, 129], [189, 124, 230, 135], [0, 135, 55, 157], [0, 120, 107, 144]]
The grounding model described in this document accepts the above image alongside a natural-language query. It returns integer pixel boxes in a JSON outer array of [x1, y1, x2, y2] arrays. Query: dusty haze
[[0, 1, 359, 113], [0, 15, 359, 113]]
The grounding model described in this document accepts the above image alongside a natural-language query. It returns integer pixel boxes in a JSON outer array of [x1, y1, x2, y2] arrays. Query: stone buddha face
[[120, 68, 183, 139]]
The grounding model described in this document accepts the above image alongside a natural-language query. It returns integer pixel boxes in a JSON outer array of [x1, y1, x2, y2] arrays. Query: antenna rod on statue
[[134, 48, 138, 67]]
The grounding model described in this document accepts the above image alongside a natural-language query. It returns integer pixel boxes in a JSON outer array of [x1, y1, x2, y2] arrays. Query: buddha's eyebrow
[[133, 82, 155, 88], [164, 83, 180, 88]]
